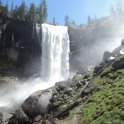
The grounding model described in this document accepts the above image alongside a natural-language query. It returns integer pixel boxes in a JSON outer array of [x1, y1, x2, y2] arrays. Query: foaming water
[[0, 78, 55, 109]]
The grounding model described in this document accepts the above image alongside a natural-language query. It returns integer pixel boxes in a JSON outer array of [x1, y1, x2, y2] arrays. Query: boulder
[[22, 90, 52, 118], [103, 51, 113, 62], [8, 108, 29, 124], [93, 63, 104, 76], [112, 57, 124, 70], [121, 39, 124, 46], [0, 113, 2, 123], [64, 87, 73, 96]]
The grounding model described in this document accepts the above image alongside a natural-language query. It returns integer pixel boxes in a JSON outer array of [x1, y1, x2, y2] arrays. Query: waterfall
[[0, 24, 70, 109], [41, 23, 70, 82]]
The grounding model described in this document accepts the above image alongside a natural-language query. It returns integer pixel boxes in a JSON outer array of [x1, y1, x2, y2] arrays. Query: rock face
[[22, 90, 52, 118], [8, 108, 29, 124], [68, 20, 124, 74], [103, 39, 124, 62], [0, 16, 41, 76], [5, 51, 124, 124], [1, 16, 123, 76], [6, 73, 91, 124]]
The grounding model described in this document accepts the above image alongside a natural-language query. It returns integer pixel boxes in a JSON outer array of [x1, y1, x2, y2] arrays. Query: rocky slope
[[0, 47, 123, 124]]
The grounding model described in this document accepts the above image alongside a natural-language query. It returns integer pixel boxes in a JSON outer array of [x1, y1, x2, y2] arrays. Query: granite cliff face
[[0, 16, 41, 76], [2, 43, 124, 124], [68, 18, 124, 74], [0, 16, 124, 76]]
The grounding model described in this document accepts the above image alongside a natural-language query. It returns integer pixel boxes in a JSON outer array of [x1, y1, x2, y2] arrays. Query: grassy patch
[[72, 74, 84, 81], [80, 66, 124, 124], [0, 76, 14, 81]]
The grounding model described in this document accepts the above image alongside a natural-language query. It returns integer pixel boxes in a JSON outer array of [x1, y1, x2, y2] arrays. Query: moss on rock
[[80, 55, 124, 124]]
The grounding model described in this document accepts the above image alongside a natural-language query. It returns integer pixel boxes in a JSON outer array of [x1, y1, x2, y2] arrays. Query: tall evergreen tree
[[28, 3, 36, 21], [64, 15, 69, 26], [53, 17, 56, 25], [5, 2, 9, 16], [35, 7, 40, 22], [0, 0, 2, 7], [10, 1, 14, 18], [88, 16, 92, 24], [38, 1, 43, 23], [12, 5, 18, 18], [17, 0, 26, 20], [71, 20, 75, 25], [42, 0, 47, 22], [0, 0, 2, 14], [1, 1, 9, 16]]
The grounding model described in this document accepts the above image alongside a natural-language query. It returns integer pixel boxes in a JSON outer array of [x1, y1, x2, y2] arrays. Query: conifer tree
[[42, 0, 47, 22], [64, 15, 69, 26], [28, 3, 36, 21], [17, 0, 26, 20], [38, 0, 43, 23], [10, 1, 14, 18]]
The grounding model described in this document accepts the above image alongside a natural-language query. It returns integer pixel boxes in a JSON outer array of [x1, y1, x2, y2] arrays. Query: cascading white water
[[40, 23, 70, 82]]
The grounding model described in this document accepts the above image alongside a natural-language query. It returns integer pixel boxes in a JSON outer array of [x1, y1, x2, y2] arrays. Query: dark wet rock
[[33, 115, 58, 124], [50, 95, 58, 102], [93, 63, 104, 76], [6, 72, 92, 124], [112, 57, 124, 70], [112, 45, 123, 55], [8, 108, 29, 124], [22, 96, 41, 118], [76, 81, 82, 89], [80, 80, 87, 85], [38, 119, 51, 124], [22, 90, 52, 118], [80, 90, 90, 98], [0, 113, 2, 123], [83, 74, 90, 79], [103, 51, 113, 62], [50, 101, 62, 111], [56, 85, 66, 92], [121, 39, 124, 46], [0, 16, 41, 77], [1, 112, 13, 124], [64, 87, 73, 96], [33, 115, 43, 122]]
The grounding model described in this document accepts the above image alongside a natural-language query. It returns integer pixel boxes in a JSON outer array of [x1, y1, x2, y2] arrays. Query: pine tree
[[1, 1, 9, 16], [38, 1, 43, 23], [42, 0, 47, 22], [53, 17, 56, 25], [64, 15, 69, 26], [0, 0, 2, 7], [28, 3, 36, 21], [12, 5, 18, 18], [35, 7, 40, 22], [17, 0, 26, 20], [5, 2, 9, 16], [10, 1, 14, 18], [71, 20, 75, 25], [88, 16, 92, 24]]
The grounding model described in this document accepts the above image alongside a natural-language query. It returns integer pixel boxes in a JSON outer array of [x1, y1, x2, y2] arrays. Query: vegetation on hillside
[[79, 55, 124, 124], [0, 0, 47, 23]]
